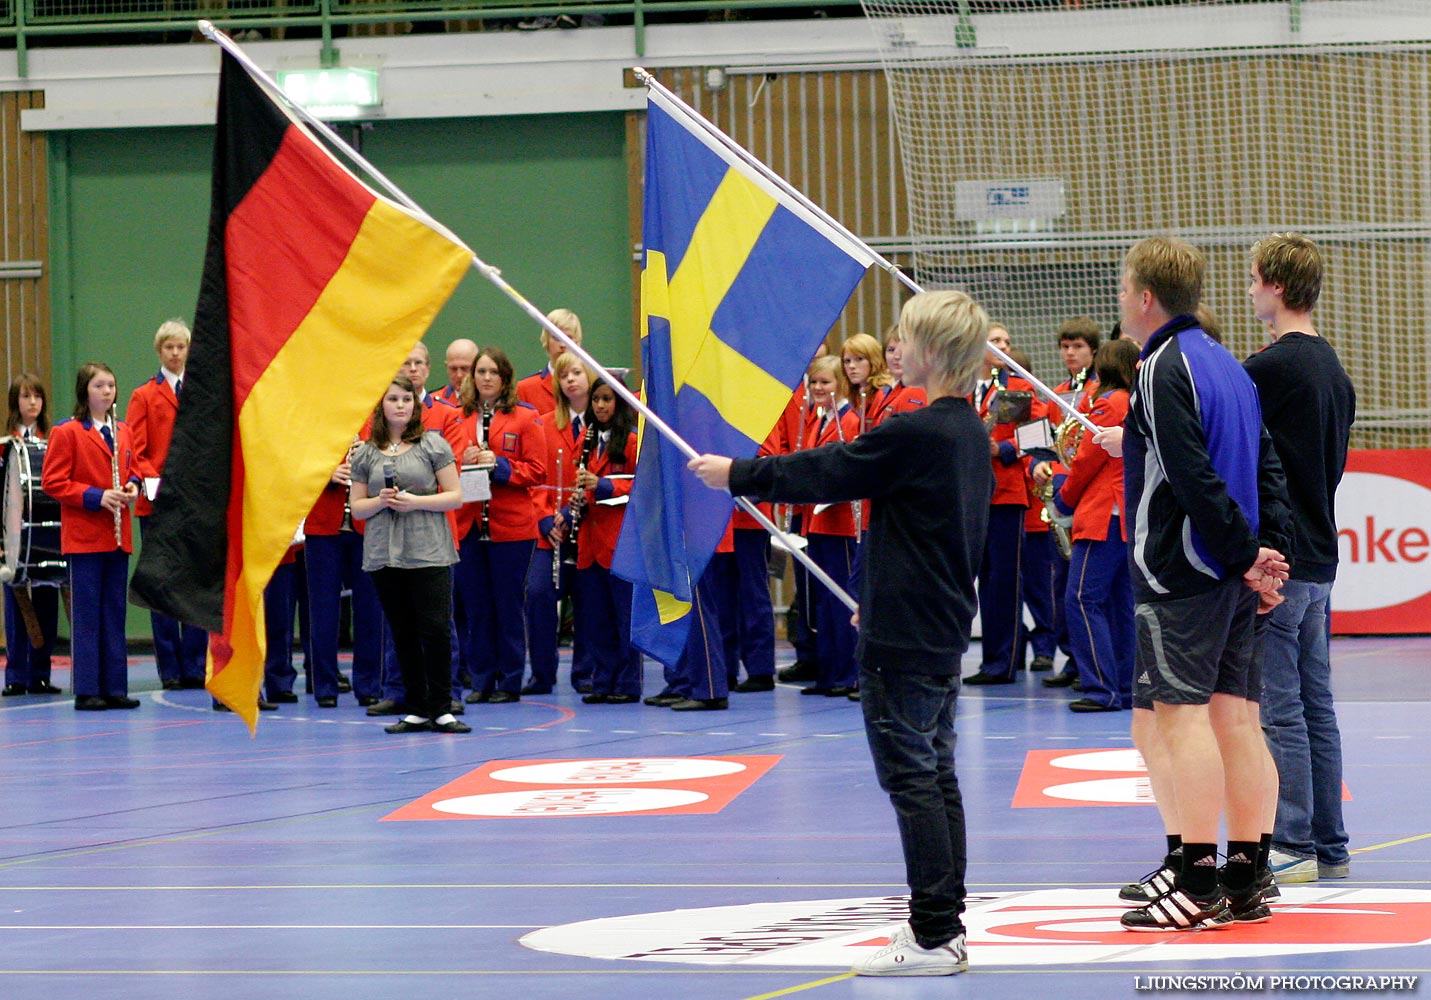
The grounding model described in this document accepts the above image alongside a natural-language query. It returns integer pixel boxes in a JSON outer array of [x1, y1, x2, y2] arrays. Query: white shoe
[[852, 923, 968, 977], [1268, 848, 1319, 884]]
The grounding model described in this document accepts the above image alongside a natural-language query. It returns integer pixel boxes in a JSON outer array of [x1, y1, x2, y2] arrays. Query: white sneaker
[[1268, 848, 1319, 884], [852, 923, 968, 977]]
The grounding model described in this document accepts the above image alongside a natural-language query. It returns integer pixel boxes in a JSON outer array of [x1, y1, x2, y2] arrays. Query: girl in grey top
[[349, 375, 466, 733]]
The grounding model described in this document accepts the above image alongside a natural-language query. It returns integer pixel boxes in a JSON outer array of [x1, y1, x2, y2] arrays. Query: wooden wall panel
[[0, 91, 50, 394]]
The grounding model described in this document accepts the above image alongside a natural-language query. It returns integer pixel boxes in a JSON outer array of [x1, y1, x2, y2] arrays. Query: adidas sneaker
[[1121, 888, 1234, 932], [1119, 863, 1178, 905], [852, 923, 968, 976]]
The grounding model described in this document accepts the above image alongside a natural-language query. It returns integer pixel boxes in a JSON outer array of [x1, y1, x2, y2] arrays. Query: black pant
[[859, 665, 967, 946], [370, 565, 452, 721]]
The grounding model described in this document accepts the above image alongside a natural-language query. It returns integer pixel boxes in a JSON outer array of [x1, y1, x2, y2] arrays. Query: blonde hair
[[153, 318, 191, 351], [1125, 236, 1205, 318], [541, 308, 583, 352], [550, 351, 595, 431], [806, 354, 848, 408], [840, 332, 894, 410], [897, 291, 989, 397]]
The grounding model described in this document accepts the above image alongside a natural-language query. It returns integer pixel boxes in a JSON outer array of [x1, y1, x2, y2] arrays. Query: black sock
[[1164, 835, 1183, 869], [1224, 840, 1259, 893], [1180, 843, 1219, 897], [1257, 834, 1272, 873]]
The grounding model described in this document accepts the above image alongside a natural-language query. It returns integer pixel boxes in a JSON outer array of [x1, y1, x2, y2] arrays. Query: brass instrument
[[339, 434, 360, 533], [564, 423, 598, 568], [1035, 368, 1091, 561], [108, 407, 122, 546], [981, 367, 1000, 432]]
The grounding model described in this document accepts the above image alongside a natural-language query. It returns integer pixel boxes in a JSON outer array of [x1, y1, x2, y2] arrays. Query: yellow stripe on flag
[[217, 199, 471, 730], [654, 588, 692, 625]]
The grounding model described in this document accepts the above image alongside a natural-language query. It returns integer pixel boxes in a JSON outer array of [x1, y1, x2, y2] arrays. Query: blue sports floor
[[2, 636, 1428, 1000]]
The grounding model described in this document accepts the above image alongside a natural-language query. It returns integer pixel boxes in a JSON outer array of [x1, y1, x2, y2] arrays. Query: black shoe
[[962, 671, 1015, 686], [670, 697, 727, 711], [1030, 655, 1055, 672], [432, 719, 472, 734], [1220, 871, 1274, 923], [488, 691, 520, 704], [1069, 698, 1120, 713], [1120, 863, 1178, 905], [449, 700, 465, 716], [800, 686, 831, 696], [316, 697, 338, 708], [1121, 888, 1234, 931], [356, 695, 378, 707], [1042, 672, 1077, 688], [104, 696, 141, 709], [824, 686, 855, 697], [582, 692, 609, 704], [366, 699, 405, 716], [1072, 678, 1083, 692], [385, 719, 431, 734], [258, 699, 278, 711], [606, 693, 638, 704], [644, 692, 682, 707], [336, 674, 353, 693], [179, 677, 206, 690], [212, 701, 232, 712], [27, 682, 62, 695], [270, 691, 299, 704], [160, 678, 182, 691], [75, 695, 108, 711], [520, 683, 553, 695], [847, 691, 862, 702], [2, 683, 25, 696], [464, 690, 490, 704], [777, 660, 819, 682], [575, 682, 594, 694], [733, 676, 775, 692]]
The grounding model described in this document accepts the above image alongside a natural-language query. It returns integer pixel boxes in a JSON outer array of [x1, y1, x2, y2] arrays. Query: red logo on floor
[[383, 755, 782, 820], [1012, 748, 1351, 809]]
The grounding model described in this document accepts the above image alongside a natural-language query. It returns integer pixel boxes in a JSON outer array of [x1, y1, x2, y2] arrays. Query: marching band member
[[527, 351, 595, 695], [455, 347, 547, 703], [1011, 345, 1061, 677], [964, 324, 1048, 686], [1031, 317, 1102, 689], [439, 338, 478, 406], [771, 376, 820, 684], [1052, 338, 1138, 712], [1, 374, 60, 697], [350, 376, 467, 734], [723, 423, 781, 694], [516, 308, 583, 413], [569, 377, 641, 703], [42, 363, 143, 711], [841, 332, 895, 431], [127, 319, 207, 691], [798, 354, 861, 698], [866, 325, 927, 427]]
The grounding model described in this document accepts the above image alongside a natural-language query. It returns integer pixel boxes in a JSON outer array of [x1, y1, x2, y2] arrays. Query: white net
[[859, 0, 1431, 448]]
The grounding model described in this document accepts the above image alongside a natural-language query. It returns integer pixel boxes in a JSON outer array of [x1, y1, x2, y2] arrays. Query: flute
[[109, 406, 122, 546], [552, 447, 564, 588]]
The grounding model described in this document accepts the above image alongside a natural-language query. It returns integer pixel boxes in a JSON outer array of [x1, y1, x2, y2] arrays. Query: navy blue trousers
[[263, 560, 298, 699], [305, 532, 384, 702], [807, 533, 857, 690], [731, 529, 776, 682], [69, 550, 130, 698], [670, 572, 729, 701], [977, 505, 1025, 679], [4, 583, 59, 689], [1065, 518, 1135, 709], [455, 537, 534, 696], [142, 519, 206, 684], [574, 564, 641, 697], [524, 546, 589, 692]]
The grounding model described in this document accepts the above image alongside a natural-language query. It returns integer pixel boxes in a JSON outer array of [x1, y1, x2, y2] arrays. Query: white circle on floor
[[488, 758, 747, 785], [432, 787, 708, 817]]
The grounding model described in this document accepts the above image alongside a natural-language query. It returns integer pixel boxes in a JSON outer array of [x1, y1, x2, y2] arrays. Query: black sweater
[[1243, 332, 1356, 583], [728, 396, 992, 675]]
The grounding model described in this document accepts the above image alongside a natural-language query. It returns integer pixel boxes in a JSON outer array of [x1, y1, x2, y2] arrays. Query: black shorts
[[1131, 578, 1261, 709]]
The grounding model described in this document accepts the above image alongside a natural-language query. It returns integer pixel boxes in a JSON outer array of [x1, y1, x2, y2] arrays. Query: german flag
[[130, 52, 471, 730]]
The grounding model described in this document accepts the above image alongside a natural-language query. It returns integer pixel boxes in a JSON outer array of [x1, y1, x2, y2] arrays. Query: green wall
[[46, 111, 633, 638]]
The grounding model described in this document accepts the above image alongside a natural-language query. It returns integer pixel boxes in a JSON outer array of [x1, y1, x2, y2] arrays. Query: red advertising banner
[[1332, 450, 1431, 634]]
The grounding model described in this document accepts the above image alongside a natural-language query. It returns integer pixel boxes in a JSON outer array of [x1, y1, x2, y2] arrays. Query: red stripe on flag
[[224, 125, 375, 410]]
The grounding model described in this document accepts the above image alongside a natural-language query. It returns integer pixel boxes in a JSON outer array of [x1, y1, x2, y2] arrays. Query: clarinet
[[564, 423, 598, 567], [108, 406, 122, 546], [552, 447, 564, 588], [339, 435, 360, 533], [477, 403, 493, 541]]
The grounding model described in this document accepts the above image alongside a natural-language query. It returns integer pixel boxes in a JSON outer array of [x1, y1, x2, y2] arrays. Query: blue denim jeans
[[860, 666, 967, 947], [1258, 579, 1349, 865]]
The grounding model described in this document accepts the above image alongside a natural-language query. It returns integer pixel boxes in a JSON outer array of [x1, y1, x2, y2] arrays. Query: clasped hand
[[101, 483, 139, 513], [377, 486, 419, 513]]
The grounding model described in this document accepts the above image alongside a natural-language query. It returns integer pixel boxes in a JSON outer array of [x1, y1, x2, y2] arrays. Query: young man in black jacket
[[690, 290, 992, 976], [1245, 233, 1356, 884]]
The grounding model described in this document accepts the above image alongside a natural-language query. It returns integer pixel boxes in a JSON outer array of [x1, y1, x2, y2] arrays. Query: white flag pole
[[635, 67, 1099, 437], [197, 20, 858, 614]]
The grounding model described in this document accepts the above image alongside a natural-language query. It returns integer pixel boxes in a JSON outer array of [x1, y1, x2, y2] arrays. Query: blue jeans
[[860, 665, 967, 947], [1259, 579, 1349, 866]]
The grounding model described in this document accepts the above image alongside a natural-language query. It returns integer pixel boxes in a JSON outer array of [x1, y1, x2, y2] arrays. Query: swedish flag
[[611, 90, 875, 667]]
